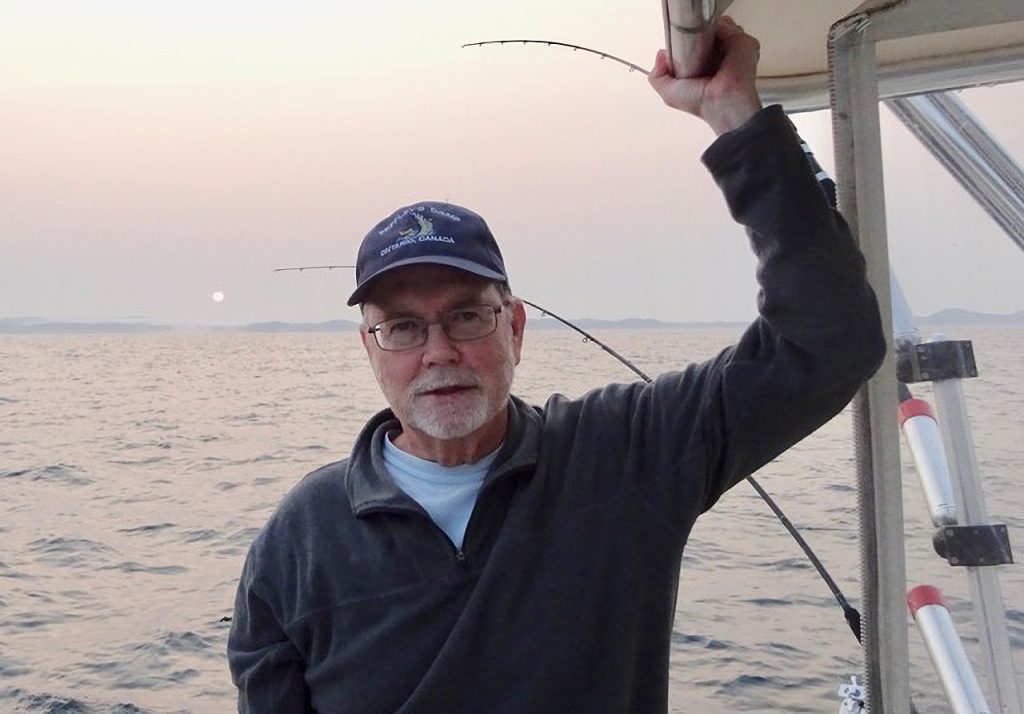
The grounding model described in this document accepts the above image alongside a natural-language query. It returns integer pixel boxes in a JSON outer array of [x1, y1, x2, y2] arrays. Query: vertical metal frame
[[829, 8, 909, 712]]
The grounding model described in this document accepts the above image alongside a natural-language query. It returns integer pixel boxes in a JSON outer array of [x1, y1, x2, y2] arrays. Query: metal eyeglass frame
[[366, 303, 506, 351]]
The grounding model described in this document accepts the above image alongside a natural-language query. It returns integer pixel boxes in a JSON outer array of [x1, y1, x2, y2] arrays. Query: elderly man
[[228, 18, 885, 713]]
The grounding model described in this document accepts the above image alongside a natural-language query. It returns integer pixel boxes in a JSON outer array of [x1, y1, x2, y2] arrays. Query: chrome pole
[[661, 0, 733, 77], [886, 91, 1024, 252]]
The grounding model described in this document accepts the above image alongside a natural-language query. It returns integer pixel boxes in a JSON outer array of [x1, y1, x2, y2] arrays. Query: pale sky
[[2, 1, 1022, 326]]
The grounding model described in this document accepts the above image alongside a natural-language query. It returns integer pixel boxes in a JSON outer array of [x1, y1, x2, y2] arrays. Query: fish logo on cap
[[397, 213, 434, 240]]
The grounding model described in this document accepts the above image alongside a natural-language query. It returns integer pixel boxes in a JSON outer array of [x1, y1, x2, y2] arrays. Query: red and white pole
[[908, 585, 991, 713], [898, 398, 957, 525]]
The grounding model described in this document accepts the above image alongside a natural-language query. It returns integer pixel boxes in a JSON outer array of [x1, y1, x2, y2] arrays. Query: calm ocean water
[[2, 326, 1022, 713]]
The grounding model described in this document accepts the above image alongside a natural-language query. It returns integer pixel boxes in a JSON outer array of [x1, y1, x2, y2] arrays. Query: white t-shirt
[[382, 434, 499, 549]]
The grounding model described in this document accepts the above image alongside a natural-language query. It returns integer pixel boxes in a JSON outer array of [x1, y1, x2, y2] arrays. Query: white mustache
[[411, 368, 481, 395]]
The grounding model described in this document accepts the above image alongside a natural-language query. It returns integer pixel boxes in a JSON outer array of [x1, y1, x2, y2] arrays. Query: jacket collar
[[346, 396, 542, 516]]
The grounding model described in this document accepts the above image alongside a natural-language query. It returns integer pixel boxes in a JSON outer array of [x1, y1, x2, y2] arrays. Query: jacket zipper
[[455, 465, 531, 566], [365, 465, 530, 567], [426, 515, 469, 566]]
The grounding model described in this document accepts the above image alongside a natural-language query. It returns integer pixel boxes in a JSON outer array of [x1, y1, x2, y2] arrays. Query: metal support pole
[[829, 9, 910, 713], [930, 367, 1022, 714], [886, 92, 1024, 253], [661, 0, 733, 78]]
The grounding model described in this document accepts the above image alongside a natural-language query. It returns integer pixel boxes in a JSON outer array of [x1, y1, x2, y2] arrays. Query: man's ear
[[510, 299, 527, 365]]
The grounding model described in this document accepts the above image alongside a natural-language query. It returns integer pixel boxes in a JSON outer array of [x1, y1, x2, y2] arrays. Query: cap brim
[[346, 256, 508, 306]]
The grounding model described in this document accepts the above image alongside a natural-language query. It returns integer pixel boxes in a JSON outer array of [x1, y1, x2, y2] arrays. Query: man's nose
[[420, 323, 460, 365]]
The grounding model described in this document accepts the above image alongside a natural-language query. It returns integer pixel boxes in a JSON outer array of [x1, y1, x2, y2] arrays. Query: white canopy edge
[[761, 45, 1024, 113], [710, 0, 1024, 111]]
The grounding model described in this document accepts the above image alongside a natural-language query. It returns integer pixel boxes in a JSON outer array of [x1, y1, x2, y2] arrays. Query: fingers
[[652, 17, 749, 81], [649, 49, 671, 80], [648, 49, 675, 96], [716, 15, 745, 40], [712, 14, 760, 73]]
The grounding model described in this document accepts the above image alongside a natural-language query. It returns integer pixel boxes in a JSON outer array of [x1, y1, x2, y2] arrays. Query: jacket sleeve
[[653, 104, 886, 513], [227, 545, 312, 713]]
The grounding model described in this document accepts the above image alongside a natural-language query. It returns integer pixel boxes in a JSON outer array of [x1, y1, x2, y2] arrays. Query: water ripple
[[26, 538, 114, 567], [5, 610, 77, 629], [108, 457, 170, 466], [717, 672, 772, 694], [181, 529, 219, 543], [8, 691, 94, 713], [142, 630, 219, 657], [741, 597, 791, 607], [2, 688, 149, 714], [767, 557, 812, 571], [0, 657, 30, 677], [100, 562, 187, 575], [0, 563, 28, 579], [225, 527, 261, 547], [671, 631, 732, 651], [117, 523, 177, 536], [2, 464, 93, 486]]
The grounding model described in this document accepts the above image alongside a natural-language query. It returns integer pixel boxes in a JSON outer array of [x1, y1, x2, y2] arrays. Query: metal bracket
[[933, 524, 1014, 566], [896, 340, 978, 383]]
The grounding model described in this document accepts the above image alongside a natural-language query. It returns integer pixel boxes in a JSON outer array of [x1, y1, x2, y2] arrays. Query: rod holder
[[908, 585, 992, 714], [898, 398, 957, 526]]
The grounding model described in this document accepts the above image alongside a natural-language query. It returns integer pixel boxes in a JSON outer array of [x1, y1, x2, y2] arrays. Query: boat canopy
[[666, 0, 1024, 110]]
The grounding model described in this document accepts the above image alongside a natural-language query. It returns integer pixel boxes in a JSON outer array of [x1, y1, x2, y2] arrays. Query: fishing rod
[[463, 39, 839, 203], [522, 299, 652, 382], [275, 265, 354, 272], [462, 40, 647, 74], [524, 296, 862, 644], [464, 37, 859, 641]]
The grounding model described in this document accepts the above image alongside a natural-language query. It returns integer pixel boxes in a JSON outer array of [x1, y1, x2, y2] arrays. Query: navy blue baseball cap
[[347, 201, 509, 306]]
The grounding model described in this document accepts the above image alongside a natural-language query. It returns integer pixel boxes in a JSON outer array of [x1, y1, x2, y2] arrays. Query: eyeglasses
[[367, 304, 505, 351]]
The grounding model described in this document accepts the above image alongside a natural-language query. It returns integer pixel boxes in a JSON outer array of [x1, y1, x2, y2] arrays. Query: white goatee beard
[[404, 363, 513, 440]]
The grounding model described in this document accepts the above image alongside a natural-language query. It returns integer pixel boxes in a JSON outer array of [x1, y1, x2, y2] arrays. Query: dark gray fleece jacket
[[228, 105, 886, 713]]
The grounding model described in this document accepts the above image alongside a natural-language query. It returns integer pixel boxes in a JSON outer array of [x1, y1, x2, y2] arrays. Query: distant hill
[[0, 318, 171, 334], [526, 317, 745, 331], [915, 309, 1024, 326], [241, 320, 359, 333]]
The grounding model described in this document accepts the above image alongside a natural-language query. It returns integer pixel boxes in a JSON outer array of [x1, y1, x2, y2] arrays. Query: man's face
[[359, 265, 525, 442]]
